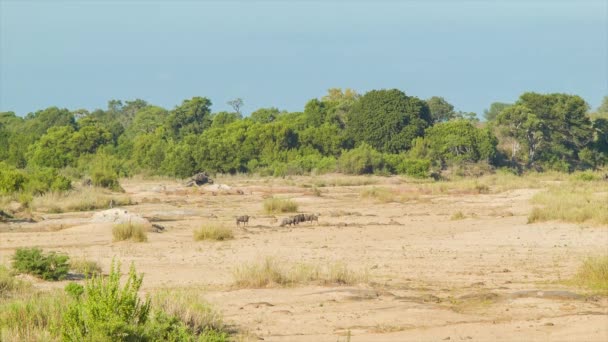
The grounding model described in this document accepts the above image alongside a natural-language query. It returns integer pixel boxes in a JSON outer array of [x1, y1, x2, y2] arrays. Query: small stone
[[544, 322, 554, 326], [443, 337, 450, 340]]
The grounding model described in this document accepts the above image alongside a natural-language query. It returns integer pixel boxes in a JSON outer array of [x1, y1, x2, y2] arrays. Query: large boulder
[[91, 209, 150, 227]]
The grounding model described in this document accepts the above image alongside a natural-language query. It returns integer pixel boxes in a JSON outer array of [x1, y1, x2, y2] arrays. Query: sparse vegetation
[[571, 255, 608, 295], [360, 187, 397, 203], [0, 265, 30, 297], [194, 225, 234, 241], [69, 258, 102, 278], [12, 248, 70, 281], [233, 257, 367, 288], [263, 197, 298, 214], [528, 184, 608, 225], [112, 222, 148, 242], [30, 187, 132, 213], [451, 211, 466, 220]]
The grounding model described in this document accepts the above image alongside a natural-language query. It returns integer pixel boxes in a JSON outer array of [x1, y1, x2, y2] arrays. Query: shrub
[[263, 197, 298, 213], [194, 225, 234, 241], [0, 163, 27, 194], [24, 167, 72, 195], [112, 222, 148, 242], [61, 261, 151, 341], [12, 248, 70, 281], [451, 211, 466, 220], [397, 158, 431, 178], [69, 258, 102, 278], [338, 143, 385, 174], [91, 168, 121, 191], [571, 255, 608, 295], [31, 187, 132, 213]]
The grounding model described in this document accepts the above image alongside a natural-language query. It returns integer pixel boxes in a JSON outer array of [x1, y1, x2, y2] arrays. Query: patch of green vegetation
[[12, 248, 70, 281]]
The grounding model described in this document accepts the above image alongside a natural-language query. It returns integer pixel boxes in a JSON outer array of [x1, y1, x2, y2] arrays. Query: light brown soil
[[1, 175, 607, 341]]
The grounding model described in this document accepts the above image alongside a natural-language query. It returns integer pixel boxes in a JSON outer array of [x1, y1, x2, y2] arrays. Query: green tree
[[597, 96, 608, 114], [483, 102, 512, 121], [426, 96, 456, 123], [27, 126, 77, 168], [166, 97, 212, 138], [250, 107, 280, 124], [347, 89, 432, 153]]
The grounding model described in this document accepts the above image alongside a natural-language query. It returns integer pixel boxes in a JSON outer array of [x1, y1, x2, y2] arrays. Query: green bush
[[0, 162, 27, 194], [338, 143, 385, 174], [24, 167, 72, 195], [12, 248, 70, 281], [397, 158, 431, 178], [61, 261, 151, 341]]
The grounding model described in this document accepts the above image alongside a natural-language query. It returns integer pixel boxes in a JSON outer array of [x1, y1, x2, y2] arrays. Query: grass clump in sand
[[0, 265, 30, 297], [112, 222, 148, 242], [571, 255, 608, 295], [233, 257, 367, 288], [194, 225, 234, 241], [153, 289, 226, 335], [69, 258, 102, 278], [451, 211, 466, 220], [528, 185, 608, 226], [263, 197, 298, 214]]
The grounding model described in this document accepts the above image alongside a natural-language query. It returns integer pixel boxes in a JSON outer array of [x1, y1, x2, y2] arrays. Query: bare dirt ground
[[1, 175, 607, 341]]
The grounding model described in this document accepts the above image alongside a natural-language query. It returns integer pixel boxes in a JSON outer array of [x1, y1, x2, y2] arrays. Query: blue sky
[[1, 0, 606, 117]]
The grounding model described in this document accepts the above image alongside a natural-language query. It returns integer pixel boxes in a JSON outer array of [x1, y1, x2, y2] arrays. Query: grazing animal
[[236, 189, 245, 195], [151, 223, 165, 233], [306, 213, 319, 224], [280, 217, 295, 227], [236, 215, 250, 227]]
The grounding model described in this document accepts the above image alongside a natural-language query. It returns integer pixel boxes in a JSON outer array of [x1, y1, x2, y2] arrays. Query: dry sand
[[1, 175, 607, 341]]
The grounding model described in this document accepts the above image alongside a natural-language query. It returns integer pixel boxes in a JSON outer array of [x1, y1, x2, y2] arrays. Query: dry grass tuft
[[233, 257, 367, 288], [69, 258, 102, 278], [153, 289, 225, 334], [0, 266, 30, 297], [193, 225, 234, 241], [112, 222, 148, 242], [263, 197, 298, 214], [571, 255, 608, 295], [451, 211, 466, 220], [31, 188, 132, 213], [528, 185, 608, 226]]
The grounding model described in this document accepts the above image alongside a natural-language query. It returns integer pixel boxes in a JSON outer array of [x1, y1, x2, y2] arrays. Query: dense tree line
[[0, 89, 606, 194]]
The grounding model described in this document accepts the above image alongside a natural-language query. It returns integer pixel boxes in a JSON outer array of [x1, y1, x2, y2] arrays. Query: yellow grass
[[112, 222, 148, 242], [451, 211, 466, 220], [571, 255, 608, 295], [31, 187, 132, 213], [528, 184, 608, 226], [193, 225, 234, 241], [263, 197, 298, 214], [233, 257, 368, 288], [69, 258, 102, 278], [153, 289, 225, 333]]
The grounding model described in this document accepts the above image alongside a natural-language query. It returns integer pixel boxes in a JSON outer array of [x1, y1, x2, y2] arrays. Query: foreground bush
[[571, 255, 608, 295], [112, 222, 148, 242], [194, 225, 234, 241], [263, 197, 298, 214], [233, 257, 367, 288], [12, 248, 70, 281]]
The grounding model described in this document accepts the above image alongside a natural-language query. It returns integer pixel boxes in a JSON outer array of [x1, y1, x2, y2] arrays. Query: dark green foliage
[[250, 107, 280, 123], [167, 97, 213, 138], [65, 282, 85, 299], [12, 247, 70, 281], [496, 93, 594, 170], [89, 153, 124, 191], [347, 89, 432, 153], [396, 158, 431, 178]]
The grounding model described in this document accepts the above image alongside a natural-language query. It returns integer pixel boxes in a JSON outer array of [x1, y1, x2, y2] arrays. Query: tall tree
[[166, 97, 212, 138], [426, 96, 456, 123], [483, 102, 512, 121], [347, 89, 432, 153]]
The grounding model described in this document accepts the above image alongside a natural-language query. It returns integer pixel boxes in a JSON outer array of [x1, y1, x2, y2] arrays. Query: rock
[[91, 209, 151, 227], [185, 172, 214, 186]]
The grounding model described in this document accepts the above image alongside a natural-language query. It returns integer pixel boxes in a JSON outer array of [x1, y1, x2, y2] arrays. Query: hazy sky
[[1, 0, 606, 117]]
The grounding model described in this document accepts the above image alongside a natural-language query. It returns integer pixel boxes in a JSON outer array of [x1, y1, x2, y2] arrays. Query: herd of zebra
[[235, 213, 319, 227]]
